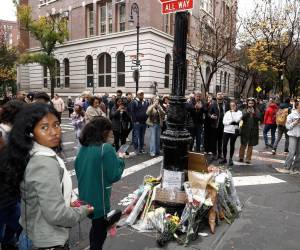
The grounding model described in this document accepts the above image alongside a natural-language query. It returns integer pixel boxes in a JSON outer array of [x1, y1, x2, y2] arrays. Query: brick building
[[0, 20, 19, 47], [18, 0, 237, 97]]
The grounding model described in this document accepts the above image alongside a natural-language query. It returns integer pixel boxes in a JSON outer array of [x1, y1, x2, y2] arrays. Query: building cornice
[[27, 27, 174, 52]]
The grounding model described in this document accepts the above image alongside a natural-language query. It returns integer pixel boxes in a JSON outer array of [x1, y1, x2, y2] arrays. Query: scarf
[[30, 142, 74, 206]]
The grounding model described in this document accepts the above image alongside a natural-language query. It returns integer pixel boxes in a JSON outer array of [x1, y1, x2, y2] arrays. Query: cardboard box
[[152, 187, 187, 204], [188, 152, 208, 172]]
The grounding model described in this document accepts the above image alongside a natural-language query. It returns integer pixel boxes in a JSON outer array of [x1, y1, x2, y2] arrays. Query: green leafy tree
[[0, 29, 18, 96], [240, 0, 300, 98], [16, 2, 68, 98]]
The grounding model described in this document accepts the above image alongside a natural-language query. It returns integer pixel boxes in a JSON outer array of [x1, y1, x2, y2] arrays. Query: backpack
[[276, 108, 289, 126]]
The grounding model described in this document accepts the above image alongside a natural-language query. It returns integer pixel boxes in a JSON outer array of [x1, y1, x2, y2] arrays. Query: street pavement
[[59, 114, 300, 250]]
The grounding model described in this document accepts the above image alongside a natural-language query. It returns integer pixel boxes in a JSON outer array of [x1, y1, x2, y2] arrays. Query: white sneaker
[[130, 151, 138, 156], [275, 168, 290, 174], [289, 170, 300, 175]]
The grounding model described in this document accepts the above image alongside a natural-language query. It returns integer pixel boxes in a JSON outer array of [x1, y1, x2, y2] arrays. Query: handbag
[[100, 144, 122, 228], [230, 112, 240, 136]]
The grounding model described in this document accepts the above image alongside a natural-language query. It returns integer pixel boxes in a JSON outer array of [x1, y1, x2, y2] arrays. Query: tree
[[285, 44, 300, 96], [240, 0, 300, 98], [16, 2, 68, 98], [0, 28, 18, 96], [188, 0, 238, 95]]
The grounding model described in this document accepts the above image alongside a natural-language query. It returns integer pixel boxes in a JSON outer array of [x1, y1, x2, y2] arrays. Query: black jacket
[[110, 106, 133, 133], [208, 100, 230, 128]]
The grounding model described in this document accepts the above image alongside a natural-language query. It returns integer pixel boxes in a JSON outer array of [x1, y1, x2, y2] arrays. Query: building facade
[[0, 20, 19, 47], [18, 0, 237, 98]]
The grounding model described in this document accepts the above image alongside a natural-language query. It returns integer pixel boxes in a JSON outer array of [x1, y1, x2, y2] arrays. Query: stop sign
[[158, 0, 194, 15]]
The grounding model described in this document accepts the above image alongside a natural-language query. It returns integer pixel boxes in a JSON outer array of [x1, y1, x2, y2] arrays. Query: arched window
[[116, 52, 125, 87], [223, 72, 227, 92], [55, 59, 60, 88], [228, 74, 231, 93], [43, 65, 48, 88], [98, 53, 111, 87], [205, 66, 211, 84], [64, 58, 70, 88], [185, 60, 189, 90], [164, 54, 171, 88], [86, 55, 94, 88]]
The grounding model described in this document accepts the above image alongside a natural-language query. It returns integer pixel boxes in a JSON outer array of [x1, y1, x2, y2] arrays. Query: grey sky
[[0, 0, 255, 22], [0, 0, 16, 21]]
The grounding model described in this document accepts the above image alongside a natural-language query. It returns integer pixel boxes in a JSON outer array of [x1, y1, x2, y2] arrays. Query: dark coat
[[240, 109, 262, 146], [110, 106, 133, 135], [208, 100, 230, 128]]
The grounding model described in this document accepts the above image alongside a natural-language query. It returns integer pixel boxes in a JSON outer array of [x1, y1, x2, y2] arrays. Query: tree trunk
[[49, 66, 55, 99]]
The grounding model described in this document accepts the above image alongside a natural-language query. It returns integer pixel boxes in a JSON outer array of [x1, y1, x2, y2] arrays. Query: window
[[119, 4, 126, 32], [86, 4, 94, 37], [185, 60, 189, 90], [86, 56, 94, 88], [64, 58, 70, 88], [39, 0, 57, 5], [99, 2, 112, 35], [223, 72, 227, 92], [165, 14, 174, 34], [228, 74, 230, 93], [98, 53, 111, 87], [117, 52, 125, 87], [164, 54, 171, 88], [43, 65, 48, 88], [55, 60, 60, 88], [200, 0, 213, 15]]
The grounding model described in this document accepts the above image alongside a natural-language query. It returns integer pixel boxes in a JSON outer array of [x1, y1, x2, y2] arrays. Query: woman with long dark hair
[[239, 98, 262, 164], [0, 104, 93, 249], [75, 117, 125, 250], [0, 100, 25, 250], [110, 97, 132, 151]]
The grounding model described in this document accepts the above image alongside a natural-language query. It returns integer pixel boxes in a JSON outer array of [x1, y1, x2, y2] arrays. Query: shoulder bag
[[100, 144, 122, 228]]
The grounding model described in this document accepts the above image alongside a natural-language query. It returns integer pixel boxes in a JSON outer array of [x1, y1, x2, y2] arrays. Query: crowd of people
[[0, 88, 300, 250]]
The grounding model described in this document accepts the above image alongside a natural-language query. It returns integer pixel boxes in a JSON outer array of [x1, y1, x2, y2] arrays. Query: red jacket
[[263, 103, 278, 125]]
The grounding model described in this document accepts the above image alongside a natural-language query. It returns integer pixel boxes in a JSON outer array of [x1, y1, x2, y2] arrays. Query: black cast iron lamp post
[[129, 3, 140, 94], [161, 12, 191, 173]]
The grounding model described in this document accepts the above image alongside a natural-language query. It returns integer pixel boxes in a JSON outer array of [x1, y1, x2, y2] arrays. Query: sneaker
[[219, 159, 227, 165], [150, 153, 155, 157], [284, 150, 289, 153], [130, 151, 138, 156], [139, 150, 146, 154], [289, 170, 300, 175], [238, 159, 244, 163], [245, 160, 251, 164], [272, 149, 276, 155], [228, 159, 234, 166], [275, 168, 290, 174]]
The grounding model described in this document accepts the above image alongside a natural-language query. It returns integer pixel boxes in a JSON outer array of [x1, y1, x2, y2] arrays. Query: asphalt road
[[59, 113, 300, 250]]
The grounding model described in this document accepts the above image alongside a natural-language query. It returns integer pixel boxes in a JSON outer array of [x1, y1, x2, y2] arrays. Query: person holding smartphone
[[277, 101, 300, 174], [110, 98, 132, 151], [239, 98, 262, 164], [146, 97, 165, 157], [75, 117, 125, 250]]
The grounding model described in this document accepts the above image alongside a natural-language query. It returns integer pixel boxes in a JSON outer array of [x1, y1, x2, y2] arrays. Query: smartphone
[[118, 144, 129, 154]]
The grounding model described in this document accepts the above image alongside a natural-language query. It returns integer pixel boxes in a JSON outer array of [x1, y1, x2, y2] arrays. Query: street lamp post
[[161, 12, 192, 172], [129, 3, 140, 94]]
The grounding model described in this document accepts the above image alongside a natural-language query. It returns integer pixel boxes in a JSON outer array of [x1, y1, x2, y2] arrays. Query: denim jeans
[[195, 126, 203, 152], [263, 124, 277, 146], [133, 123, 147, 152], [149, 124, 161, 156], [273, 125, 289, 151], [18, 232, 33, 250], [284, 136, 300, 170], [0, 202, 22, 246]]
